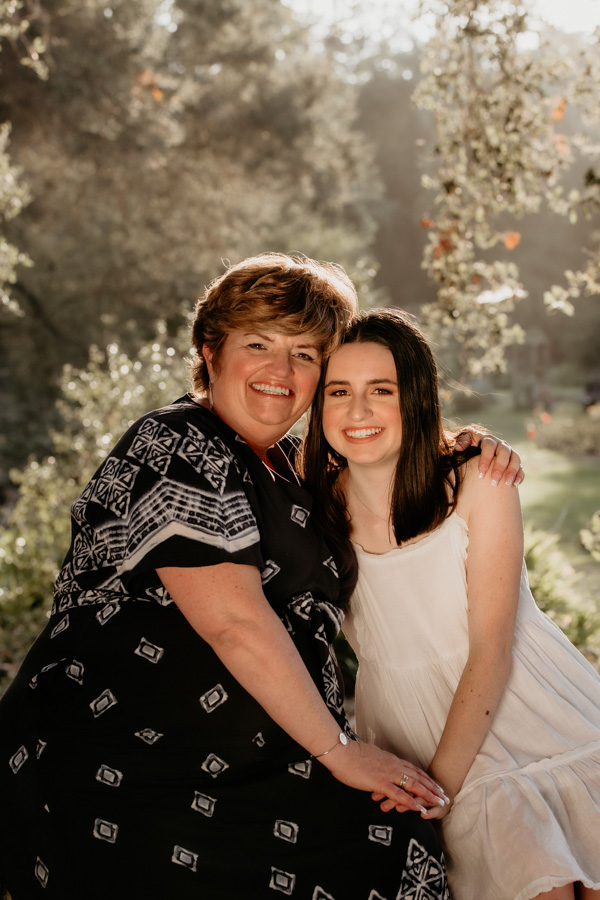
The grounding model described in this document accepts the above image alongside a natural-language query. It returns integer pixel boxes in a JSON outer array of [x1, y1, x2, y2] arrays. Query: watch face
[[340, 732, 348, 746]]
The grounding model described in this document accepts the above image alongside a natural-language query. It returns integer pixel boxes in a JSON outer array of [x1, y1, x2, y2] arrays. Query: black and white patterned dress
[[0, 396, 449, 900]]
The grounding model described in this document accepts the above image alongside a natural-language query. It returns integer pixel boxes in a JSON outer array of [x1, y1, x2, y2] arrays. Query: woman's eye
[[247, 342, 266, 350], [373, 387, 392, 395], [295, 352, 318, 362], [327, 389, 348, 397]]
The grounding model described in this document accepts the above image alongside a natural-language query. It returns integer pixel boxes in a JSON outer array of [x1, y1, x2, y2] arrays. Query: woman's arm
[[158, 562, 448, 813], [421, 461, 523, 817]]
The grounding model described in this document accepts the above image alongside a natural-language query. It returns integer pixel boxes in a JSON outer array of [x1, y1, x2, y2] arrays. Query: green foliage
[[0, 0, 45, 318], [533, 405, 600, 456], [524, 525, 600, 665], [0, 324, 190, 688], [0, 0, 380, 473], [581, 510, 600, 563], [412, 0, 600, 377]]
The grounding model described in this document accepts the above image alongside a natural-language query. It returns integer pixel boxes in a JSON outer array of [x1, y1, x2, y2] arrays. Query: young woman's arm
[[420, 459, 523, 816], [158, 562, 447, 812]]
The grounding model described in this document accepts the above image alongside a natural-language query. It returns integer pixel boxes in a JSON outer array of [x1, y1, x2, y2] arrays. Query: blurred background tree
[[1, 0, 599, 690]]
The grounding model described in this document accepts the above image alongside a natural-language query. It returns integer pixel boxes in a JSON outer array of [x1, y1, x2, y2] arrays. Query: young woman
[[301, 307, 600, 900]]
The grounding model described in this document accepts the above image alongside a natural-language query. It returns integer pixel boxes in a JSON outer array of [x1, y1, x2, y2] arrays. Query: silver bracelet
[[311, 731, 348, 759]]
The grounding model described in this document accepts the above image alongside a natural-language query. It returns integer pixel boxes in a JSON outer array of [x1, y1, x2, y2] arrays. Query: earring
[[208, 382, 214, 410]]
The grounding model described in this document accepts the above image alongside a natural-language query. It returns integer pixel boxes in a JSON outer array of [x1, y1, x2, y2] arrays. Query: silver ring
[[400, 773, 409, 788]]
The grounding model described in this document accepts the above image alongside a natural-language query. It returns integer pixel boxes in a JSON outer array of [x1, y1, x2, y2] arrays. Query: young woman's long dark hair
[[299, 308, 476, 561]]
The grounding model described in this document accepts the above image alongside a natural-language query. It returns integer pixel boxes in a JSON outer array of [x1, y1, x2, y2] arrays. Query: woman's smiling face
[[203, 328, 322, 457], [322, 341, 403, 470]]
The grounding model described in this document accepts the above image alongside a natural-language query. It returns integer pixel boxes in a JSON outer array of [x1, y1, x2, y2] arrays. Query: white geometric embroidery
[[29, 674, 39, 690], [65, 660, 85, 684], [261, 560, 280, 584], [313, 889, 335, 900], [314, 623, 328, 646], [93, 819, 119, 843], [50, 615, 70, 638], [290, 593, 315, 620], [398, 838, 449, 900], [199, 684, 228, 713], [71, 481, 94, 525], [319, 600, 344, 637], [323, 556, 338, 577], [96, 765, 124, 787], [134, 638, 164, 664], [252, 732, 266, 747], [201, 753, 229, 778], [273, 820, 299, 844], [34, 857, 49, 888], [89, 689, 118, 718], [96, 481, 259, 575], [96, 602, 121, 625], [146, 584, 173, 606], [287, 759, 312, 779], [41, 662, 60, 674], [290, 505, 309, 527], [90, 457, 140, 518], [191, 791, 217, 817], [322, 654, 343, 715], [36, 739, 47, 759], [127, 418, 181, 475], [9, 746, 28, 774], [177, 423, 235, 494], [72, 530, 110, 574], [269, 867, 296, 895], [134, 728, 163, 745], [172, 845, 198, 871], [368, 824, 393, 846]]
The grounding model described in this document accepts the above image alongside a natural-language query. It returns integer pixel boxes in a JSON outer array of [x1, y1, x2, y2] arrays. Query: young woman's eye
[[327, 388, 348, 397], [373, 387, 392, 395]]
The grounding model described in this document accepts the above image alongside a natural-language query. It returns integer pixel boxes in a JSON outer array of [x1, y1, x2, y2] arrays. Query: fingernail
[[505, 476, 515, 486], [437, 798, 446, 806], [417, 805, 427, 814], [491, 478, 498, 487], [478, 471, 485, 479]]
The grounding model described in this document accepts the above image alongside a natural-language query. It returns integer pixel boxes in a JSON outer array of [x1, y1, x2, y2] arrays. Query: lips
[[251, 382, 292, 397], [344, 427, 382, 438]]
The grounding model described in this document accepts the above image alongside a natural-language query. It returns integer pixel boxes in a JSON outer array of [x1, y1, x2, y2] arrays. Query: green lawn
[[451, 393, 600, 601]]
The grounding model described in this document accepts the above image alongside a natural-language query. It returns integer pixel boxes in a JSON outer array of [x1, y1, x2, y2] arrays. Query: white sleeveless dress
[[344, 511, 600, 900]]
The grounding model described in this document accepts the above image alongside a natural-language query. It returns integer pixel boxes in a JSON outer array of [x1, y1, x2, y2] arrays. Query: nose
[[348, 392, 372, 421], [266, 349, 293, 377]]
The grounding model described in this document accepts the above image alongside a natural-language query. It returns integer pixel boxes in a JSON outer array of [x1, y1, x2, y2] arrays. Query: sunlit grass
[[450, 392, 600, 601]]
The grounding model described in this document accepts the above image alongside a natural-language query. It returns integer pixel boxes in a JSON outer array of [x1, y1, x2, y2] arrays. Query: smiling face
[[203, 329, 322, 457], [322, 341, 403, 471]]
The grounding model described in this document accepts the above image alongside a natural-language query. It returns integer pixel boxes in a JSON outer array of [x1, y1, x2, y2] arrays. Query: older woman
[[0, 254, 519, 900]]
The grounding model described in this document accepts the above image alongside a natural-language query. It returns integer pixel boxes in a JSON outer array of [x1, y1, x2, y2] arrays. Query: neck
[[344, 461, 394, 521]]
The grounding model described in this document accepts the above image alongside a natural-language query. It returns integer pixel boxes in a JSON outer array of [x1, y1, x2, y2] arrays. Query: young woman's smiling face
[[322, 341, 402, 470], [203, 329, 322, 457]]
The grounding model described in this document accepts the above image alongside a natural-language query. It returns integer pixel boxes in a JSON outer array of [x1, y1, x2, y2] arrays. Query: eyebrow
[[324, 378, 398, 388], [244, 332, 321, 350]]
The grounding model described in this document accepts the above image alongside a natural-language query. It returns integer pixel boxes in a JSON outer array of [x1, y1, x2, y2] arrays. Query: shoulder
[[118, 396, 238, 452], [455, 455, 522, 527]]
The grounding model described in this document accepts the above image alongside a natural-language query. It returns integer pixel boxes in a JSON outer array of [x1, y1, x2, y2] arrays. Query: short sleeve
[[71, 406, 264, 590]]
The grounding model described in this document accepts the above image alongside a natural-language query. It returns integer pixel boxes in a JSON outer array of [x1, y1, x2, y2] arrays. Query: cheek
[[321, 406, 338, 445]]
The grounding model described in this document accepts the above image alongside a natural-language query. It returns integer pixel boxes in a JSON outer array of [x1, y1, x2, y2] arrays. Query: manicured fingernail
[[491, 478, 498, 487], [417, 805, 427, 814], [478, 471, 485, 479], [505, 477, 514, 486], [437, 798, 446, 806]]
